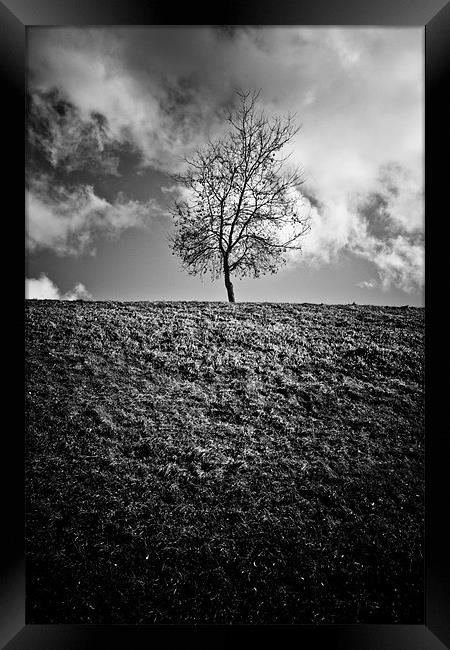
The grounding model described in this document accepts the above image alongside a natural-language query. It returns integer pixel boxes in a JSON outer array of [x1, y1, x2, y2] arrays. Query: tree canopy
[[169, 90, 311, 302]]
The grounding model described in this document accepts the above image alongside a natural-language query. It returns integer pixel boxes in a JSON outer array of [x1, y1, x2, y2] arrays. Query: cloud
[[367, 236, 424, 292], [27, 28, 233, 173], [26, 175, 166, 255], [297, 161, 424, 292], [254, 29, 424, 293], [62, 282, 93, 300], [160, 185, 178, 194], [25, 274, 93, 300], [28, 89, 121, 175], [25, 274, 60, 299], [27, 27, 423, 178], [357, 279, 377, 290]]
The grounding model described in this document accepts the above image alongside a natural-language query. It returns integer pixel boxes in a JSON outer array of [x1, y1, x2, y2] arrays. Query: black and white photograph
[[25, 25, 425, 625]]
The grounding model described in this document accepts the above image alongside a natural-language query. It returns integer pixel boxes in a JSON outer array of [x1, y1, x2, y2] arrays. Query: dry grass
[[25, 301, 424, 623]]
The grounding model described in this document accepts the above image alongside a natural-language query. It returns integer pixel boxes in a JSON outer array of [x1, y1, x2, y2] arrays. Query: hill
[[25, 301, 424, 623]]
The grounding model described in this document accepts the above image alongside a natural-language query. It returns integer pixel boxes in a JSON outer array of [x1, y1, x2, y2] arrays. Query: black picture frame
[[4, 0, 449, 647]]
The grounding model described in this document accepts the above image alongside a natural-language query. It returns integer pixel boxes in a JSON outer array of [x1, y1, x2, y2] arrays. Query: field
[[25, 300, 424, 624]]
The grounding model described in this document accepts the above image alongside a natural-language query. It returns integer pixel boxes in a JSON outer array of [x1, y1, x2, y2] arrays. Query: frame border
[[4, 0, 448, 647]]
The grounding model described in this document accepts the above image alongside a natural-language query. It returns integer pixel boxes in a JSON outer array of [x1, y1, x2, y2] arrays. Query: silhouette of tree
[[169, 90, 311, 302]]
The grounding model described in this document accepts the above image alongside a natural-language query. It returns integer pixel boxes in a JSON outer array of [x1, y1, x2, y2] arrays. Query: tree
[[169, 90, 311, 302]]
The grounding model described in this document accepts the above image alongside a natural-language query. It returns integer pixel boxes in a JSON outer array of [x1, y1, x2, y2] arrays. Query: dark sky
[[25, 27, 424, 305]]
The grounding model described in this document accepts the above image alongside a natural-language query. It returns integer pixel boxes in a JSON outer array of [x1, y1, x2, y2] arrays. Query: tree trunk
[[223, 259, 235, 303]]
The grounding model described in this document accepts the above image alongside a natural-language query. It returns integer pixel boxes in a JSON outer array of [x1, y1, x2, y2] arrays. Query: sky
[[25, 27, 424, 305]]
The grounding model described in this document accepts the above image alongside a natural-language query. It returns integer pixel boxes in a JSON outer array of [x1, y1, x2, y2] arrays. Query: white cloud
[[160, 185, 178, 194], [25, 274, 93, 300], [28, 90, 121, 175], [226, 28, 424, 293], [357, 279, 377, 290], [358, 236, 424, 293], [28, 27, 423, 181], [25, 274, 60, 299], [296, 162, 424, 292], [62, 282, 93, 300], [28, 29, 228, 172], [372, 162, 424, 234], [26, 175, 166, 255], [298, 197, 359, 265]]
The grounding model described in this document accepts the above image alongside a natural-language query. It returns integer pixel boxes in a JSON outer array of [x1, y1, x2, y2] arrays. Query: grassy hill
[[25, 300, 424, 624]]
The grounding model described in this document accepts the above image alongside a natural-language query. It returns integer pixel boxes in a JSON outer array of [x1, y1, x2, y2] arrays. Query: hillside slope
[[25, 301, 424, 623]]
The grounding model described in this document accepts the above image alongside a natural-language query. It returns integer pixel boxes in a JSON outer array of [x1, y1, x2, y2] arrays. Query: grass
[[25, 300, 424, 624]]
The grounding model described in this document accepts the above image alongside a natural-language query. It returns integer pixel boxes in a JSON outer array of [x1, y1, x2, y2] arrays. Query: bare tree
[[169, 90, 311, 302]]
